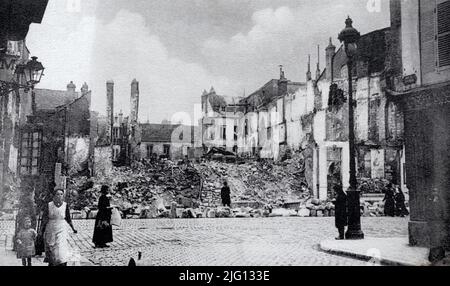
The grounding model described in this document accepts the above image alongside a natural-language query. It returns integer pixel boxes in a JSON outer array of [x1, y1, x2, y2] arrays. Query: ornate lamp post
[[0, 56, 45, 96], [338, 16, 364, 239]]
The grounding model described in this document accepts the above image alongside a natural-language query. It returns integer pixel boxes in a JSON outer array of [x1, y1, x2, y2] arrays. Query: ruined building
[[93, 80, 139, 171], [200, 25, 406, 201]]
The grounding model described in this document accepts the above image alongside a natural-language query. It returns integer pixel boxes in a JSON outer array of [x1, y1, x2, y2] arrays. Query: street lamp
[[0, 56, 45, 96], [338, 16, 364, 240]]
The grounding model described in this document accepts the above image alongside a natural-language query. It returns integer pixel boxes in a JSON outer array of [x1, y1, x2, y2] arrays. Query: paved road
[[56, 217, 408, 266]]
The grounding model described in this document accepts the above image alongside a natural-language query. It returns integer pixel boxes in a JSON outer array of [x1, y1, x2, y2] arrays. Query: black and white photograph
[[0, 0, 449, 271]]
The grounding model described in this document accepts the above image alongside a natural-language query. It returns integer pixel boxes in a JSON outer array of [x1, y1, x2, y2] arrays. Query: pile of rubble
[[68, 159, 202, 217], [68, 151, 313, 218], [66, 152, 405, 219], [195, 151, 311, 208]]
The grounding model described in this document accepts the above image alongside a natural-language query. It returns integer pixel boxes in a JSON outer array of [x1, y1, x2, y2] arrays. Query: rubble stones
[[66, 155, 407, 220]]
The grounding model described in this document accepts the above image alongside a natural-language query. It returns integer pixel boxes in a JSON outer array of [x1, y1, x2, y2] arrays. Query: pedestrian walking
[[93, 185, 113, 248], [394, 187, 409, 217], [221, 181, 231, 207], [426, 188, 447, 263], [41, 189, 78, 266], [16, 216, 37, 266], [332, 184, 347, 240], [383, 184, 395, 217]]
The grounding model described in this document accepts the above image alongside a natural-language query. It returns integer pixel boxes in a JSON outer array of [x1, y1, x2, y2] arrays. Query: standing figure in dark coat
[[383, 184, 396, 217], [93, 186, 113, 248], [221, 181, 231, 207], [394, 187, 409, 217], [332, 184, 348, 240]]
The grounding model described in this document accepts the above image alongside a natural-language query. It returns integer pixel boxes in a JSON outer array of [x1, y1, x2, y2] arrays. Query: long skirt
[[221, 195, 231, 207], [384, 199, 395, 216], [92, 216, 113, 245], [44, 220, 70, 266]]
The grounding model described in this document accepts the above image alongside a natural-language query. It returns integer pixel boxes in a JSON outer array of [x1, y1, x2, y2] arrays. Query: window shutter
[[437, 1, 450, 67]]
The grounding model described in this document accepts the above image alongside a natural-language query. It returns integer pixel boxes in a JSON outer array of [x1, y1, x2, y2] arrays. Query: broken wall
[[94, 146, 112, 177]]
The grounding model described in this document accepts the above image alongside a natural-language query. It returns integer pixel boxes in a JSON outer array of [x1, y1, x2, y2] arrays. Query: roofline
[[55, 90, 91, 111]]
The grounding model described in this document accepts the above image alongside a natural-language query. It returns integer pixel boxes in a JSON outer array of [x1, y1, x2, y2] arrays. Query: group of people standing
[[332, 183, 409, 240], [16, 185, 114, 266], [382, 183, 409, 217]]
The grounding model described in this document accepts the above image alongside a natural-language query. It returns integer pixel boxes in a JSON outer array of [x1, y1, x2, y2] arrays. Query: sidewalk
[[0, 248, 47, 266], [320, 237, 434, 266]]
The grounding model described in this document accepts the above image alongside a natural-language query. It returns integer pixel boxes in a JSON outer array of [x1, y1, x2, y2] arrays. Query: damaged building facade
[[95, 79, 201, 168], [0, 0, 49, 224], [93, 79, 139, 172], [28, 81, 94, 219], [200, 87, 243, 154], [200, 26, 406, 201]]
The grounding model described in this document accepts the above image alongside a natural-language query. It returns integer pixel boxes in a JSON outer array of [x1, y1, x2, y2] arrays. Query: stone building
[[236, 69, 304, 159], [139, 123, 198, 160], [200, 87, 244, 154], [388, 0, 450, 248]]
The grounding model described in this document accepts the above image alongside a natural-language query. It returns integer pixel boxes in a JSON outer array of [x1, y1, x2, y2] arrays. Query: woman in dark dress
[[93, 186, 113, 248], [332, 184, 347, 240], [221, 181, 231, 207], [394, 187, 409, 217], [383, 184, 396, 217]]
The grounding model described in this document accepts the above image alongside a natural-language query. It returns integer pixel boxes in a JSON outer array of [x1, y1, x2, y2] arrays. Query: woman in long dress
[[332, 184, 348, 240], [383, 184, 396, 217], [394, 187, 409, 217], [41, 189, 78, 266], [92, 185, 113, 248]]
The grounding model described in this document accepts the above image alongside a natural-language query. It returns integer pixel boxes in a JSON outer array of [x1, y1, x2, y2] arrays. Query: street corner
[[319, 237, 431, 266]]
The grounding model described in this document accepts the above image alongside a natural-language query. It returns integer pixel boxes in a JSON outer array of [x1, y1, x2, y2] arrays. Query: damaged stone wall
[[66, 136, 90, 176], [94, 146, 112, 177]]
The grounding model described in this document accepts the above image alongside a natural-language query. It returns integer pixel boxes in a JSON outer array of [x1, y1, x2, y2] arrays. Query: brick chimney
[[278, 65, 288, 97], [81, 82, 89, 95], [326, 38, 336, 81], [67, 81, 76, 92]]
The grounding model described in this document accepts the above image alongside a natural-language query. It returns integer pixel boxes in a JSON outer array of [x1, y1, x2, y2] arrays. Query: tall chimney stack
[[106, 80, 114, 144], [315, 45, 321, 80], [326, 38, 336, 81], [130, 79, 139, 124], [306, 54, 312, 81]]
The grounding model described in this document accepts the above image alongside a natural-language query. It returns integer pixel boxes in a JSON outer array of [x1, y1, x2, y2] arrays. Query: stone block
[[298, 208, 310, 217]]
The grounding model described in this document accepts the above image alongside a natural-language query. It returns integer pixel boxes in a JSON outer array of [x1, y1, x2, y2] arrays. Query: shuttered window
[[437, 0, 450, 67], [20, 131, 41, 176]]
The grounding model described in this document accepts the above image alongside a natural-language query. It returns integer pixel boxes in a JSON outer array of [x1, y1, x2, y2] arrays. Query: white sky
[[26, 0, 390, 124]]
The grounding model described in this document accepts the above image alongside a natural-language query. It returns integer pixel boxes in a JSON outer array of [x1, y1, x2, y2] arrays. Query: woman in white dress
[[41, 189, 78, 266]]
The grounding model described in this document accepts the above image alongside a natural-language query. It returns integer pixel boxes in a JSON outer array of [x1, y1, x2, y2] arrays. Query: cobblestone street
[[2, 217, 408, 266]]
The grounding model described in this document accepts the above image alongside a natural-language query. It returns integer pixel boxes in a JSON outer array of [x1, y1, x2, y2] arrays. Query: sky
[[26, 0, 390, 125]]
